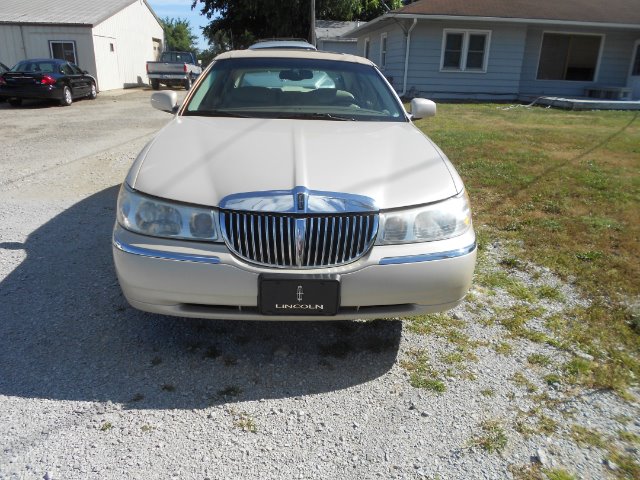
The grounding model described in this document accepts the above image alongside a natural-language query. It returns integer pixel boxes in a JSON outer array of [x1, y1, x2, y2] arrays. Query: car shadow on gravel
[[0, 186, 401, 409], [0, 99, 73, 109]]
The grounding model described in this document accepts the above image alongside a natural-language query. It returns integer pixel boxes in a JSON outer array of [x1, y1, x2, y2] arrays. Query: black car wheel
[[151, 79, 160, 90], [8, 98, 22, 107], [60, 86, 73, 106], [184, 76, 192, 91], [88, 82, 97, 99]]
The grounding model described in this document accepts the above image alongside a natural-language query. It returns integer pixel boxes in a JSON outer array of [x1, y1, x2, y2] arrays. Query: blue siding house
[[347, 0, 640, 102]]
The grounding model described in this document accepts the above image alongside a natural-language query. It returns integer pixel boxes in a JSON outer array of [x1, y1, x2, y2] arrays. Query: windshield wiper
[[275, 112, 356, 121], [184, 109, 254, 118]]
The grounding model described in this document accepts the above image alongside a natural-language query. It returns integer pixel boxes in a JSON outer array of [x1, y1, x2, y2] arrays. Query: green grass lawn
[[415, 104, 640, 394]]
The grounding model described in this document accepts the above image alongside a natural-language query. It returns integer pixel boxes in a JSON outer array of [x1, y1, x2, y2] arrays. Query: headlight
[[117, 184, 221, 241], [376, 190, 472, 244]]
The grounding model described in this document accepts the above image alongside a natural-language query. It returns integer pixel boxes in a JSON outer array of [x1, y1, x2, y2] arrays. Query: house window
[[537, 33, 602, 81], [364, 37, 370, 59], [441, 30, 490, 72], [110, 43, 115, 52], [49, 41, 77, 64], [380, 33, 387, 69]]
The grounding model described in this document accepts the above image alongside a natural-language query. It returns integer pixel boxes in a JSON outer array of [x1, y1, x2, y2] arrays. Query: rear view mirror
[[279, 69, 314, 81]]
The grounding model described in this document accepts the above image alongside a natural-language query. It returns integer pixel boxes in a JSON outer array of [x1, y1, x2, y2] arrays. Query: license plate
[[259, 275, 340, 316]]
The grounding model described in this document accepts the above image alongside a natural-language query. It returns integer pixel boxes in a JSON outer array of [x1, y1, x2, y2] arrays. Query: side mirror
[[151, 91, 178, 113], [409, 98, 436, 120]]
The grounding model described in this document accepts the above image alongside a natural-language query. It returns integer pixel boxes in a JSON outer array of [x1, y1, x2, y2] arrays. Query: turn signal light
[[41, 75, 57, 85], [0, 76, 5, 86]]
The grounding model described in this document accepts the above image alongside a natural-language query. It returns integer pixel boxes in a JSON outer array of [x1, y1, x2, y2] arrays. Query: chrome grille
[[220, 211, 379, 268]]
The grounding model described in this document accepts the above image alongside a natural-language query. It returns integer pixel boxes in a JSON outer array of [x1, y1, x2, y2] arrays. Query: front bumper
[[112, 224, 477, 321]]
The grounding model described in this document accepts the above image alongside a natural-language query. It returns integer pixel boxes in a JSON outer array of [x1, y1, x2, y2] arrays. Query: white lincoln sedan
[[112, 49, 476, 320]]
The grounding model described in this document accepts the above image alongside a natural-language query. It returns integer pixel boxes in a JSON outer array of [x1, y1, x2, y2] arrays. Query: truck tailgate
[[147, 62, 186, 74]]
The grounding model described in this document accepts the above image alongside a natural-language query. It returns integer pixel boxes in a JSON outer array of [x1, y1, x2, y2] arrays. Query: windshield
[[184, 57, 406, 122]]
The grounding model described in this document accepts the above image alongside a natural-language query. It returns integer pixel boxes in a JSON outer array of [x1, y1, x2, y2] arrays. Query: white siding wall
[[0, 24, 95, 72], [92, 0, 163, 90]]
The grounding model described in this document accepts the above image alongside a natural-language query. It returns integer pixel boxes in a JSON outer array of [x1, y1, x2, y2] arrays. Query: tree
[[161, 17, 198, 52], [191, 0, 402, 49], [198, 30, 232, 66]]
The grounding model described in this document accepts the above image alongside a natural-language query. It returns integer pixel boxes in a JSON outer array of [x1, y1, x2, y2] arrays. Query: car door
[[71, 63, 92, 94], [59, 63, 80, 96], [71, 63, 97, 95], [66, 62, 88, 96]]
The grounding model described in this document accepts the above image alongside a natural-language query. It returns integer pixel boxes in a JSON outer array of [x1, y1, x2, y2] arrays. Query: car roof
[[249, 40, 317, 51], [214, 49, 374, 66], [16, 58, 67, 64]]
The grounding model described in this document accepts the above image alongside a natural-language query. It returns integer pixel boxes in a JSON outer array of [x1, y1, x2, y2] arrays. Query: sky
[[147, 0, 211, 50]]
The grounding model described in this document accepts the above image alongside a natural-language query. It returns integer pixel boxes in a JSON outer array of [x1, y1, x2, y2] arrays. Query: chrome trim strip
[[113, 238, 221, 265], [220, 186, 378, 213], [379, 242, 477, 265]]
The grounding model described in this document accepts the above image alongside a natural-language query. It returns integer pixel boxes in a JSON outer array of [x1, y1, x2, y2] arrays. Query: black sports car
[[0, 58, 97, 106]]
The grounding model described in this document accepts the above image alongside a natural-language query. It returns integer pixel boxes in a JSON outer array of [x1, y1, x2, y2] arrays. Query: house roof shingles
[[395, 0, 640, 26], [0, 0, 140, 26]]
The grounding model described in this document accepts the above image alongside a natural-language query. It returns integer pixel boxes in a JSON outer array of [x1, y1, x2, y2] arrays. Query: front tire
[[184, 76, 192, 90], [60, 86, 72, 106], [8, 98, 22, 107], [88, 82, 97, 99]]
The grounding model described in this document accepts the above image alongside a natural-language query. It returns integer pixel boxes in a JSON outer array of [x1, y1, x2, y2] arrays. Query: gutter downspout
[[399, 18, 417, 98]]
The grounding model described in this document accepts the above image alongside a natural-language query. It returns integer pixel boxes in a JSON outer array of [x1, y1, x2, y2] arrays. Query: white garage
[[0, 0, 164, 91]]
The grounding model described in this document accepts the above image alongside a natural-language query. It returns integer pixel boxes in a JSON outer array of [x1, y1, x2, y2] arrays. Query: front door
[[629, 40, 640, 100]]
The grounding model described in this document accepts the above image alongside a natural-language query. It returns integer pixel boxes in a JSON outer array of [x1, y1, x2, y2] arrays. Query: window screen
[[466, 34, 486, 70], [443, 33, 463, 69]]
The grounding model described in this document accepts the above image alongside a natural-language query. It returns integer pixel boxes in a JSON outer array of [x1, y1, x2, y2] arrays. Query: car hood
[[130, 116, 460, 210]]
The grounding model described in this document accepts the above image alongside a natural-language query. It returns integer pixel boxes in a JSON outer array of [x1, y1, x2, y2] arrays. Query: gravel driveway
[[0, 91, 638, 480]]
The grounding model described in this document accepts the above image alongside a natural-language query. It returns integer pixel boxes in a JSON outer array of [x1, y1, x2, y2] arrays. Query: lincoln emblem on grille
[[296, 285, 304, 302]]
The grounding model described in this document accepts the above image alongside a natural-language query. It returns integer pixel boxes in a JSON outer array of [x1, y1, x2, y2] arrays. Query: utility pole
[[310, 0, 316, 46]]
